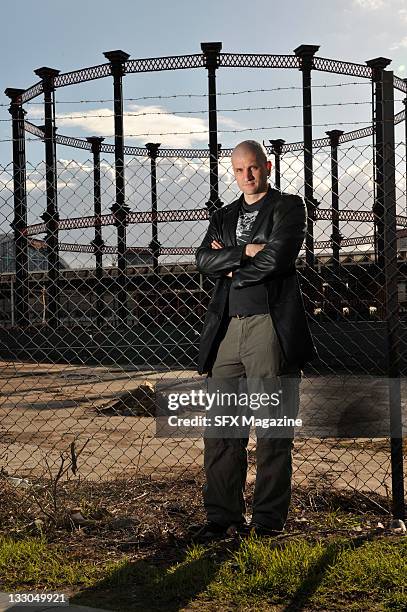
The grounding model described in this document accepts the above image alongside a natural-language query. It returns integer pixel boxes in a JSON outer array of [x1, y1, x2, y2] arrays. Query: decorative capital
[[38, 124, 58, 135], [149, 238, 161, 251], [293, 45, 320, 70], [33, 67, 60, 91], [269, 139, 286, 155], [325, 130, 344, 147], [40, 209, 60, 224], [201, 42, 222, 70], [103, 50, 130, 77], [4, 88, 25, 104], [111, 202, 131, 226], [366, 57, 391, 82], [91, 237, 105, 251], [145, 142, 161, 159], [366, 57, 391, 70], [86, 136, 105, 153], [104, 50, 130, 63]]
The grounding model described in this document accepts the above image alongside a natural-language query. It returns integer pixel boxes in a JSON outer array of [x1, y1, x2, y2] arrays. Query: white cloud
[[217, 115, 243, 129], [26, 179, 46, 191], [398, 8, 407, 22], [58, 159, 93, 173], [25, 179, 77, 192], [352, 0, 407, 12], [353, 0, 385, 9], [25, 104, 245, 150], [390, 36, 407, 51], [24, 107, 43, 120]]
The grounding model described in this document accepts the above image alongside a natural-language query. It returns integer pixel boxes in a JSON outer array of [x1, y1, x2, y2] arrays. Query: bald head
[[231, 140, 268, 165]]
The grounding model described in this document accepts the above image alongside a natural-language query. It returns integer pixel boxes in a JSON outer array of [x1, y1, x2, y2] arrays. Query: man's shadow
[[69, 537, 236, 612], [70, 532, 375, 612]]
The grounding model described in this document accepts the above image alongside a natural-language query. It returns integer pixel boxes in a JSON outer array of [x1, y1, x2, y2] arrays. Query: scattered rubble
[[96, 381, 157, 416]]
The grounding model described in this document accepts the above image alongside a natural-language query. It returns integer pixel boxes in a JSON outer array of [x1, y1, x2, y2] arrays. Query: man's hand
[[210, 241, 266, 274], [211, 240, 223, 250], [245, 243, 266, 258]]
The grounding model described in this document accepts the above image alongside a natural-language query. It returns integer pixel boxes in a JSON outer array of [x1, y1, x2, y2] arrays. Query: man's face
[[231, 148, 271, 197]]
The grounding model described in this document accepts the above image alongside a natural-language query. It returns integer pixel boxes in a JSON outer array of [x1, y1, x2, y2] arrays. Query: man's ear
[[266, 160, 272, 176]]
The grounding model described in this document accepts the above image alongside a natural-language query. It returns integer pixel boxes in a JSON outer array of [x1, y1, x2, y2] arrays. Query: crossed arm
[[194, 209, 245, 278], [210, 240, 265, 277], [195, 196, 306, 287]]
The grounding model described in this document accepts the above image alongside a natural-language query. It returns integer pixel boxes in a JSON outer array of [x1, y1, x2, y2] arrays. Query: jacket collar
[[224, 185, 280, 246]]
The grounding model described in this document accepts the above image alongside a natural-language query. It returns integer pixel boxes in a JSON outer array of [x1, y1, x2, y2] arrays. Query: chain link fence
[[0, 49, 405, 522], [0, 142, 405, 506]]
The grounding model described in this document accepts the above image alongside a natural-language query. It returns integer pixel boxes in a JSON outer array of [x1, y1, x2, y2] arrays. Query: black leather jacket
[[195, 186, 317, 375]]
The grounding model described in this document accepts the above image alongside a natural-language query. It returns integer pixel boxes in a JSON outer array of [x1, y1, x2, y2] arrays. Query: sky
[[0, 0, 406, 266]]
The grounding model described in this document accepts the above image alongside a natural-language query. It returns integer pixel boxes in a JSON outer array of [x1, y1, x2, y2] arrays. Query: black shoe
[[190, 521, 245, 542], [239, 523, 283, 538], [251, 523, 283, 537]]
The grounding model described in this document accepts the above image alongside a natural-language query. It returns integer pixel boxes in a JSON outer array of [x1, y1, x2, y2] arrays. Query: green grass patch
[[1, 535, 406, 611], [0, 535, 126, 591], [207, 535, 407, 610]]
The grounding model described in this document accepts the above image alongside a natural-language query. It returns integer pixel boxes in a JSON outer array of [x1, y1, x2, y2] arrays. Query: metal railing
[[0, 43, 405, 521]]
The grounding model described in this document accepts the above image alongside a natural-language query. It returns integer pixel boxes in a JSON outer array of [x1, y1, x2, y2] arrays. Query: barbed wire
[[0, 81, 375, 107], [0, 99, 400, 123], [0, 119, 400, 142]]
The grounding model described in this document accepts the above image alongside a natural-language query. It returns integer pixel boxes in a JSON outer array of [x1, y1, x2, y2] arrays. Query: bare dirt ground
[[1, 360, 405, 610], [0, 465, 398, 612], [0, 359, 405, 500]]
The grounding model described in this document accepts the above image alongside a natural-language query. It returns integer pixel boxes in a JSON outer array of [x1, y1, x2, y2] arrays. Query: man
[[194, 140, 316, 540]]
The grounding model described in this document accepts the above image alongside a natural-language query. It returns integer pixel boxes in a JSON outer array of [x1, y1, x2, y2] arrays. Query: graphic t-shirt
[[228, 191, 270, 316]]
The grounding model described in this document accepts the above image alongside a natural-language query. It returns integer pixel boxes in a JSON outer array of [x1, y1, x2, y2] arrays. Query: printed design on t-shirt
[[236, 210, 259, 246]]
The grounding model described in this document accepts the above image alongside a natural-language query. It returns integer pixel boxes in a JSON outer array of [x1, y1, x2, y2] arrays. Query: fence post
[[87, 136, 105, 328], [381, 69, 405, 521], [324, 130, 345, 319], [366, 57, 391, 273], [294, 44, 320, 269], [5, 88, 29, 326], [103, 50, 130, 326], [326, 130, 344, 275], [403, 78, 407, 212], [33, 67, 61, 327], [146, 143, 161, 273], [201, 42, 222, 215], [269, 139, 285, 191]]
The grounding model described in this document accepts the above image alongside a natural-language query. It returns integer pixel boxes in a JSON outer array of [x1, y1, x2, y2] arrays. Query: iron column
[[5, 88, 29, 326], [269, 139, 285, 190], [87, 136, 105, 328], [103, 50, 130, 326], [366, 57, 391, 270], [294, 44, 320, 268], [326, 130, 344, 275], [403, 78, 407, 212], [34, 67, 61, 327], [201, 42, 222, 215], [146, 143, 161, 274], [381, 70, 405, 521]]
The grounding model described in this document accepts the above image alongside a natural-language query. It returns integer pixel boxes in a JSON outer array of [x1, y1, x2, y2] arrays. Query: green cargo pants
[[203, 314, 300, 530]]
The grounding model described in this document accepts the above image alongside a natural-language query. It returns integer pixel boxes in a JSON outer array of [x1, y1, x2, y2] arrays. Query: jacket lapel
[[223, 197, 241, 246], [246, 186, 280, 242], [223, 186, 280, 246]]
